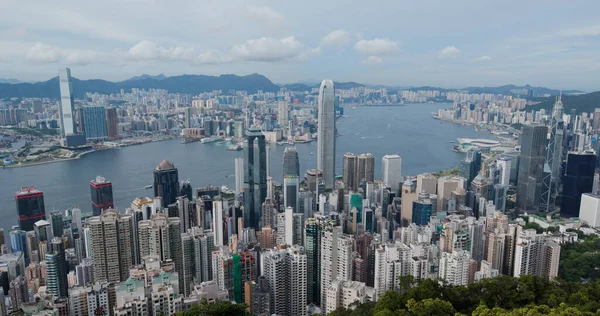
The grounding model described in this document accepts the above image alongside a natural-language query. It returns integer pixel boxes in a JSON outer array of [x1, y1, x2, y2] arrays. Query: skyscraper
[[105, 107, 118, 139], [15, 186, 46, 231], [89, 209, 134, 283], [46, 237, 68, 297], [244, 128, 267, 231], [283, 146, 300, 177], [9, 229, 29, 265], [283, 175, 299, 212], [516, 125, 548, 212], [382, 154, 402, 192], [90, 176, 114, 216], [305, 217, 334, 305], [317, 79, 336, 190], [82, 106, 108, 140], [277, 101, 288, 128], [541, 96, 565, 212], [234, 157, 244, 195], [48, 211, 64, 239], [412, 192, 433, 226], [320, 226, 353, 314], [58, 68, 76, 138], [561, 151, 596, 218], [343, 153, 357, 191], [356, 153, 375, 184], [262, 245, 307, 316], [438, 250, 471, 286], [153, 160, 180, 208]]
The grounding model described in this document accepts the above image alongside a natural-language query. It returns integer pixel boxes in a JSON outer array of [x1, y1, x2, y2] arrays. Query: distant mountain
[[0, 78, 25, 84], [125, 74, 167, 81], [526, 91, 600, 114], [461, 84, 583, 97], [282, 81, 366, 92], [0, 73, 280, 98]]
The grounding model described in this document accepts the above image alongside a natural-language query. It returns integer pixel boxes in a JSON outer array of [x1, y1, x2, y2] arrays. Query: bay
[[0, 103, 490, 234]]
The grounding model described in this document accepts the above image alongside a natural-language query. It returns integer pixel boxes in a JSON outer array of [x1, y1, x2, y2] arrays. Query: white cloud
[[354, 38, 399, 55], [246, 6, 286, 27], [320, 29, 351, 48], [125, 40, 196, 61], [230, 36, 304, 62], [475, 55, 492, 61], [362, 56, 383, 65], [557, 25, 600, 37], [26, 42, 98, 65], [439, 46, 460, 58]]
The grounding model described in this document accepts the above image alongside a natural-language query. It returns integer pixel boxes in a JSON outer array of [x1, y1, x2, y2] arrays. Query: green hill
[[526, 91, 600, 114]]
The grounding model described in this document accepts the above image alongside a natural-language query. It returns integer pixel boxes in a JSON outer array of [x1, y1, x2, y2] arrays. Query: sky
[[1, 0, 600, 91]]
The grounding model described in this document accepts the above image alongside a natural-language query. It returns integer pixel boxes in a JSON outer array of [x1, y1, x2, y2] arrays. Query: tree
[[178, 300, 249, 316], [406, 298, 456, 315]]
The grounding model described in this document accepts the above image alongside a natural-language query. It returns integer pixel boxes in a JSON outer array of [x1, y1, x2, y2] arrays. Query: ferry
[[144, 185, 152, 189], [227, 143, 243, 151], [201, 136, 220, 144]]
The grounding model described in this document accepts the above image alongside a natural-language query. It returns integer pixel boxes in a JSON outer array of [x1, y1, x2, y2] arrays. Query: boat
[[201, 136, 220, 144], [227, 143, 243, 151], [352, 107, 357, 110], [144, 185, 152, 189], [310, 152, 314, 155]]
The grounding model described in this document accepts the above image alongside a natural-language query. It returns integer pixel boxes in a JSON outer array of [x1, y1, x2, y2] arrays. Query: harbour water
[[0, 103, 491, 234]]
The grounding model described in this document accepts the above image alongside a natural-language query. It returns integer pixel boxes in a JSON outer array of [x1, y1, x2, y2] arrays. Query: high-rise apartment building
[[516, 124, 548, 212], [317, 80, 336, 190], [305, 217, 334, 305], [343, 153, 357, 191], [59, 68, 76, 138], [325, 280, 369, 314], [262, 245, 307, 316], [15, 186, 46, 231], [213, 199, 224, 247], [89, 209, 134, 283], [82, 106, 108, 140], [90, 176, 114, 216], [283, 146, 300, 177], [513, 229, 560, 280], [153, 160, 180, 208], [438, 250, 471, 286], [320, 227, 353, 314], [373, 241, 414, 299], [561, 151, 596, 218], [234, 157, 244, 195], [382, 154, 402, 192], [244, 128, 267, 231]]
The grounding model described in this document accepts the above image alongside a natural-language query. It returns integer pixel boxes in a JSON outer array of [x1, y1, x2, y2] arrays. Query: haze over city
[[1, 0, 600, 90]]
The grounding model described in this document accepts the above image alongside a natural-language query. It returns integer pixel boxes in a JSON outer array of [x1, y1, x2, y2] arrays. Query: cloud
[[26, 42, 98, 65], [475, 55, 492, 61], [557, 25, 600, 37], [125, 40, 196, 61], [230, 36, 305, 62], [246, 6, 286, 27], [354, 38, 399, 55], [439, 46, 460, 58], [320, 29, 351, 48], [362, 56, 383, 65]]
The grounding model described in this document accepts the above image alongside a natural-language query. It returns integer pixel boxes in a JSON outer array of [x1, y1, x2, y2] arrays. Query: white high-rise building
[[496, 158, 511, 186], [59, 68, 77, 137], [278, 101, 288, 128], [320, 227, 353, 314], [373, 241, 413, 299], [437, 177, 464, 211], [213, 200, 224, 247], [317, 79, 336, 190], [234, 157, 244, 195], [325, 280, 369, 314], [580, 193, 600, 227], [262, 245, 307, 316], [438, 250, 471, 286], [513, 229, 561, 280], [416, 173, 437, 195], [382, 154, 402, 192]]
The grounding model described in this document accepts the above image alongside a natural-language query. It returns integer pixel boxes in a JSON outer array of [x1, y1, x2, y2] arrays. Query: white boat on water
[[201, 136, 220, 144]]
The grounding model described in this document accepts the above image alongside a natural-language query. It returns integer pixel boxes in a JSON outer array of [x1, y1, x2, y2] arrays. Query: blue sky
[[1, 0, 599, 90]]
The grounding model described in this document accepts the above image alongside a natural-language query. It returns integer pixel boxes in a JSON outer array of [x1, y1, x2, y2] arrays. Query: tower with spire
[[540, 93, 565, 212]]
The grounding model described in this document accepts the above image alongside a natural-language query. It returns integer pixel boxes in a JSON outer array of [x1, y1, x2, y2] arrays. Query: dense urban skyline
[[1, 1, 600, 90]]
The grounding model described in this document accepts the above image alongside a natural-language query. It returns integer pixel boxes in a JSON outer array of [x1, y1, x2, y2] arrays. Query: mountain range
[[0, 73, 589, 99], [525, 91, 600, 114]]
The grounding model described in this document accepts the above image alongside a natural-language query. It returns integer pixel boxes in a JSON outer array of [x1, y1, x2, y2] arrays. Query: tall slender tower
[[382, 154, 402, 192], [317, 80, 336, 190], [153, 160, 180, 208], [516, 125, 548, 212], [244, 128, 267, 231], [283, 146, 300, 177], [541, 96, 565, 212], [58, 68, 76, 138]]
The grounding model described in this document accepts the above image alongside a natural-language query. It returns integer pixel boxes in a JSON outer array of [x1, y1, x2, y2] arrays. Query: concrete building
[[320, 227, 353, 314], [580, 193, 600, 227], [325, 280, 369, 314], [262, 245, 307, 316], [513, 229, 561, 280], [437, 177, 464, 211], [382, 154, 402, 192], [416, 173, 437, 195]]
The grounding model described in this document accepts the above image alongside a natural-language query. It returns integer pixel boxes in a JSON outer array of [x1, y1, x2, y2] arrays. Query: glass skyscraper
[[561, 151, 596, 218], [58, 68, 76, 137], [82, 106, 108, 140], [516, 124, 548, 212], [283, 146, 300, 177], [153, 160, 180, 208], [317, 80, 336, 190], [244, 128, 267, 231]]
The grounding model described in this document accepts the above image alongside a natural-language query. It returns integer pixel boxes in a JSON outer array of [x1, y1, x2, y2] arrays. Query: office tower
[[105, 106, 118, 139], [213, 199, 224, 247], [580, 193, 600, 227], [48, 211, 64, 239], [176, 196, 193, 233], [460, 149, 482, 191], [382, 154, 402, 192], [153, 160, 180, 208], [9, 230, 29, 265], [14, 186, 46, 231], [82, 106, 108, 140], [416, 173, 437, 195], [320, 227, 353, 314], [59, 68, 76, 137], [561, 151, 596, 218], [439, 250, 471, 286], [262, 245, 307, 316], [278, 101, 288, 128], [356, 153, 375, 186], [89, 209, 134, 283], [343, 153, 357, 191], [496, 158, 511, 186], [541, 97, 565, 212], [471, 174, 489, 203], [244, 128, 267, 231], [250, 276, 271, 315], [516, 125, 548, 212], [283, 146, 300, 177], [317, 79, 336, 190], [437, 177, 464, 211], [45, 237, 68, 297], [284, 175, 299, 212], [513, 229, 560, 280], [90, 176, 114, 216], [234, 157, 244, 195], [412, 192, 433, 226]]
